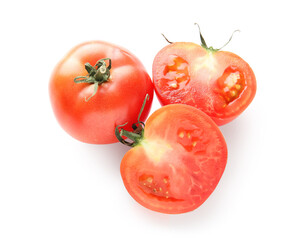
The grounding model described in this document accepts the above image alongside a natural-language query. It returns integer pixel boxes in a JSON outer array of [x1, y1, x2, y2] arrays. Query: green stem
[[194, 23, 208, 49], [74, 58, 111, 102], [121, 129, 143, 145], [115, 123, 144, 147], [161, 33, 173, 44], [216, 30, 240, 51], [115, 94, 149, 147], [194, 23, 240, 52]]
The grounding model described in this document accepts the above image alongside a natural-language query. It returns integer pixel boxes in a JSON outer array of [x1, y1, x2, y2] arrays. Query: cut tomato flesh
[[120, 104, 227, 214], [153, 42, 256, 125]]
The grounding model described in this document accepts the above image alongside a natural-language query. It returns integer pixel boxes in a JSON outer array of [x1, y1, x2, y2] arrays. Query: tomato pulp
[[119, 104, 227, 214], [152, 35, 256, 125], [49, 41, 153, 144]]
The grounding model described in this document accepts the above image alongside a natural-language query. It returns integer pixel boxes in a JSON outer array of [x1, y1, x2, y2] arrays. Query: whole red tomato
[[117, 103, 227, 214], [152, 27, 256, 125], [49, 41, 153, 144]]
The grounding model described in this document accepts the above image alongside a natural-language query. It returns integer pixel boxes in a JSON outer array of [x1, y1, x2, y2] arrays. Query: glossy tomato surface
[[49, 41, 153, 144], [152, 42, 256, 125], [120, 104, 227, 214]]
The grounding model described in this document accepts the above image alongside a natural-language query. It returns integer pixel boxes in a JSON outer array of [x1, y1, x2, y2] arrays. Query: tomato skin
[[49, 41, 153, 144], [152, 42, 256, 125], [120, 104, 227, 214]]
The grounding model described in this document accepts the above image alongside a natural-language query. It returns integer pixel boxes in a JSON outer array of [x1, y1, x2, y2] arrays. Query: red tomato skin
[[152, 42, 256, 125], [49, 41, 153, 144], [120, 104, 227, 214]]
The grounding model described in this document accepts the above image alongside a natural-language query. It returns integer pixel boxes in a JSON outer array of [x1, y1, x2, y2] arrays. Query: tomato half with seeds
[[118, 104, 227, 214], [49, 41, 153, 144], [153, 28, 256, 125]]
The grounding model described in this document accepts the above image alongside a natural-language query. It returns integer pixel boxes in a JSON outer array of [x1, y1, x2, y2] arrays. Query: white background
[[1, 0, 304, 239]]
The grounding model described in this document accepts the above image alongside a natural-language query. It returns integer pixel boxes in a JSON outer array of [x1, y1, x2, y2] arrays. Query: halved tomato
[[152, 29, 256, 125], [118, 104, 227, 214]]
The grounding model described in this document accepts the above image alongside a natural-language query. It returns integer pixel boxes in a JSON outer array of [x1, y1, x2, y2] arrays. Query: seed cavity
[[215, 66, 245, 105], [170, 83, 178, 88], [139, 174, 171, 200], [177, 127, 203, 152], [230, 90, 237, 97], [161, 55, 190, 90], [187, 132, 191, 139], [224, 72, 240, 88], [178, 131, 185, 138]]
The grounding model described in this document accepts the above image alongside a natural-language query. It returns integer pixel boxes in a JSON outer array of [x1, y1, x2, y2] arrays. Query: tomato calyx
[[115, 122, 144, 147], [115, 94, 149, 147], [194, 23, 240, 53], [74, 58, 111, 101], [161, 33, 173, 44], [161, 24, 239, 53]]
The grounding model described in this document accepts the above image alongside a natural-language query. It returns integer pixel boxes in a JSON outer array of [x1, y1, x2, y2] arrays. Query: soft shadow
[[220, 117, 247, 154], [81, 142, 130, 175], [124, 183, 230, 229]]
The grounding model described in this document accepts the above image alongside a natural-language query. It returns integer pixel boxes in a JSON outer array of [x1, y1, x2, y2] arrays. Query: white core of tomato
[[193, 51, 218, 73], [140, 139, 172, 163]]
